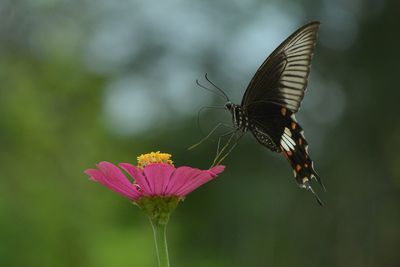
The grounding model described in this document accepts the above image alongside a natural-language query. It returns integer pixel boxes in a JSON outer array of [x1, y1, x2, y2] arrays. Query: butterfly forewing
[[242, 21, 320, 113]]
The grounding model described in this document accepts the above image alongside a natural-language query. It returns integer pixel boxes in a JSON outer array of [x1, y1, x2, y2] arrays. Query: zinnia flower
[[85, 151, 224, 202], [84, 151, 224, 267]]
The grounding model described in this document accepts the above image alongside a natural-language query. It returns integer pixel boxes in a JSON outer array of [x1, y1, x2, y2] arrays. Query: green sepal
[[136, 196, 181, 226]]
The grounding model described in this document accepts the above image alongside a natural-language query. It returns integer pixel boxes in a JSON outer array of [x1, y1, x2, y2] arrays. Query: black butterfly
[[205, 21, 325, 204]]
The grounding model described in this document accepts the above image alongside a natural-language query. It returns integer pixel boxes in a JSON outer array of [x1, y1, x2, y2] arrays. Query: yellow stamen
[[137, 151, 174, 168]]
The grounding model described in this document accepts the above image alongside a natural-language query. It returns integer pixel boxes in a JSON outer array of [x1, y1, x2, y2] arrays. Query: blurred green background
[[1, 0, 399, 266]]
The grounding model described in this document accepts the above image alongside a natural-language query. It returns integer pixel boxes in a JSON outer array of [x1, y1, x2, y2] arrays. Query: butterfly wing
[[241, 21, 320, 113], [241, 22, 324, 203], [247, 101, 324, 203]]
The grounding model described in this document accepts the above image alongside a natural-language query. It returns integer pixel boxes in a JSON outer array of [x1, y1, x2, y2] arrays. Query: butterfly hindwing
[[247, 102, 290, 152], [247, 103, 324, 193], [280, 115, 322, 188]]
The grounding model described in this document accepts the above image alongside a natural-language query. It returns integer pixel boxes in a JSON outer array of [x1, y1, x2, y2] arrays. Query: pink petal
[[119, 163, 152, 194], [84, 166, 141, 200], [142, 163, 175, 195], [176, 165, 225, 196], [96, 162, 139, 197], [165, 166, 202, 195], [209, 165, 225, 176]]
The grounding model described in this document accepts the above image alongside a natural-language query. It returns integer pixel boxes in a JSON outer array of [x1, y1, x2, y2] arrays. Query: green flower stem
[[138, 196, 179, 267], [150, 219, 170, 267]]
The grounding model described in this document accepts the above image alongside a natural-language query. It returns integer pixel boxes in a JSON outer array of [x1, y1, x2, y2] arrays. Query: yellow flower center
[[137, 151, 174, 168]]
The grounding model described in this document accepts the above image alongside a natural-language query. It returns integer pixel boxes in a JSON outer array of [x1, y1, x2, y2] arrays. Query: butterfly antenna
[[196, 79, 227, 100], [205, 73, 230, 102]]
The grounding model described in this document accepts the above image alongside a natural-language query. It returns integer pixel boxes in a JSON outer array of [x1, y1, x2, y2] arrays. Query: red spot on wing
[[296, 164, 302, 172]]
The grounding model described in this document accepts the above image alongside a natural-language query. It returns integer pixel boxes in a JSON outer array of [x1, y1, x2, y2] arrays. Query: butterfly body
[[224, 21, 325, 203], [226, 102, 280, 151], [225, 103, 250, 132]]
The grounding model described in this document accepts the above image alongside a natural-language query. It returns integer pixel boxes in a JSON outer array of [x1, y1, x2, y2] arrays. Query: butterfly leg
[[212, 131, 244, 167], [216, 130, 236, 157], [211, 131, 236, 167], [188, 122, 233, 150]]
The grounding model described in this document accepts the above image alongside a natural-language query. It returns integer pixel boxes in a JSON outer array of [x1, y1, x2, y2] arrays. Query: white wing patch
[[284, 127, 292, 137], [280, 128, 296, 151], [280, 139, 290, 151]]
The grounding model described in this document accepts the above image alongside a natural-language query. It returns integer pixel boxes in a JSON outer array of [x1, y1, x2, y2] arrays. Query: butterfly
[[206, 21, 325, 204]]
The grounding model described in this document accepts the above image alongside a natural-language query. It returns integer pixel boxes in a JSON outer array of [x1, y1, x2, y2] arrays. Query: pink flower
[[84, 152, 224, 201], [84, 152, 225, 266]]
